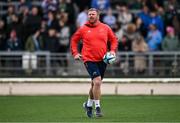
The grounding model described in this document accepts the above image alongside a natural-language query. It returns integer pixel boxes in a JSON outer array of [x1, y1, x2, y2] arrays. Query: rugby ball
[[103, 52, 116, 64]]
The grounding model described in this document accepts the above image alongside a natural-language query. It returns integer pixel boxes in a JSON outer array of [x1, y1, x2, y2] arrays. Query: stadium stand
[[0, 0, 180, 77]]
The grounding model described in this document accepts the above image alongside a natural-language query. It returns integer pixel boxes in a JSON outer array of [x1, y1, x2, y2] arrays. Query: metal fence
[[0, 51, 180, 77]]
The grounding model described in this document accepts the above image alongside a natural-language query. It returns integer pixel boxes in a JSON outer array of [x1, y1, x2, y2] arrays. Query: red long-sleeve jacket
[[71, 21, 118, 62]]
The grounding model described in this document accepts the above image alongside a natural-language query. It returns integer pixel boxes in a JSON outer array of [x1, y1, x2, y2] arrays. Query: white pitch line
[[0, 78, 180, 83]]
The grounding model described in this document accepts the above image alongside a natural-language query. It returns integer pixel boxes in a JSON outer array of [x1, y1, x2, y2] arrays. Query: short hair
[[88, 8, 100, 15], [127, 23, 136, 33]]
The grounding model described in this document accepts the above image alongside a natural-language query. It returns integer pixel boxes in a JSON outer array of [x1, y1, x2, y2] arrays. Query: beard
[[89, 17, 98, 24]]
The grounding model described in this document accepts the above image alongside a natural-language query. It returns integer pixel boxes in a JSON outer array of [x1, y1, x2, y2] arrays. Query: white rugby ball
[[103, 52, 116, 64]]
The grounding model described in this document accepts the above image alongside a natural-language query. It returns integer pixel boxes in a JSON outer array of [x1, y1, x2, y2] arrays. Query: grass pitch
[[0, 95, 180, 122]]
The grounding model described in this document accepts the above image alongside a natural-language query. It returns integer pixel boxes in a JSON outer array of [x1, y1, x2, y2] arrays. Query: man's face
[[88, 11, 99, 24]]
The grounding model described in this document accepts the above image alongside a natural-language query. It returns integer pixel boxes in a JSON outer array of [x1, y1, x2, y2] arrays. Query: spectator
[[137, 5, 151, 37], [44, 27, 59, 75], [19, 6, 30, 24], [164, 4, 177, 26], [161, 26, 179, 75], [119, 23, 139, 51], [24, 29, 44, 74], [0, 20, 6, 51], [24, 6, 42, 37], [116, 4, 132, 29], [149, 10, 164, 36], [6, 14, 23, 42], [146, 23, 162, 51], [44, 27, 59, 52], [18, 6, 30, 42], [76, 7, 88, 28], [58, 0, 67, 12], [114, 22, 124, 46], [57, 19, 70, 53], [172, 15, 180, 37], [164, 0, 179, 11], [162, 26, 180, 51], [58, 0, 76, 25], [91, 0, 110, 11], [157, 7, 166, 24], [46, 11, 58, 29], [132, 35, 148, 74], [18, 0, 31, 14], [41, 0, 57, 18], [5, 29, 22, 74], [3, 5, 15, 25], [56, 16, 71, 75], [102, 7, 116, 29], [25, 29, 44, 52], [5, 29, 22, 51], [38, 20, 48, 45]]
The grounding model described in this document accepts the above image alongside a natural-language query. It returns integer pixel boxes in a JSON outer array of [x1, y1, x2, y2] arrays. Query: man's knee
[[93, 76, 102, 87]]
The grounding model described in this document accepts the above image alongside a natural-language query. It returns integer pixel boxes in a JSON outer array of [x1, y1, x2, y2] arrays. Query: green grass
[[0, 95, 180, 122]]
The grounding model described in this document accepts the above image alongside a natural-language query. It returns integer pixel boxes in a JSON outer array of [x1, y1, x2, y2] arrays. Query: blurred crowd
[[0, 0, 180, 54]]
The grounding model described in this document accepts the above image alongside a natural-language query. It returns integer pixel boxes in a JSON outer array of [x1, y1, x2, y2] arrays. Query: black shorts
[[84, 61, 107, 80]]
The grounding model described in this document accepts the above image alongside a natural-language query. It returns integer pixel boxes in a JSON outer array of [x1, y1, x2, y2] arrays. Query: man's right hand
[[74, 53, 82, 60]]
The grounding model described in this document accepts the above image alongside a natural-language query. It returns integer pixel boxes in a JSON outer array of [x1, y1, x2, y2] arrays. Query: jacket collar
[[85, 21, 100, 27]]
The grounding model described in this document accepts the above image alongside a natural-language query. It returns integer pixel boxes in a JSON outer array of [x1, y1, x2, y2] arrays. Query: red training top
[[71, 21, 118, 62]]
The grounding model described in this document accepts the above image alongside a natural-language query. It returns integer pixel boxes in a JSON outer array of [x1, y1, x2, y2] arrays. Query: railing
[[0, 51, 180, 77], [115, 52, 180, 77]]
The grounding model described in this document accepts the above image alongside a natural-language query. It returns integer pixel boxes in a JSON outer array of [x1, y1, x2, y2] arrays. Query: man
[[71, 8, 118, 118]]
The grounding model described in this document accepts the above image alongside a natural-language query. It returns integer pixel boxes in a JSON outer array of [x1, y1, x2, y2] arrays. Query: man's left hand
[[110, 51, 116, 56]]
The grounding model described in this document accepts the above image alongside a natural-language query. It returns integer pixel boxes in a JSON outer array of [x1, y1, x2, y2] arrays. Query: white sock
[[94, 100, 100, 108], [87, 98, 93, 107]]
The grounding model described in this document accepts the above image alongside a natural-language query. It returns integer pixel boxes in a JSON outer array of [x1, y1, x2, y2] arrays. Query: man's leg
[[89, 82, 94, 99], [92, 76, 103, 117], [83, 82, 94, 118], [87, 82, 94, 107], [83, 61, 104, 117], [92, 76, 101, 104]]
